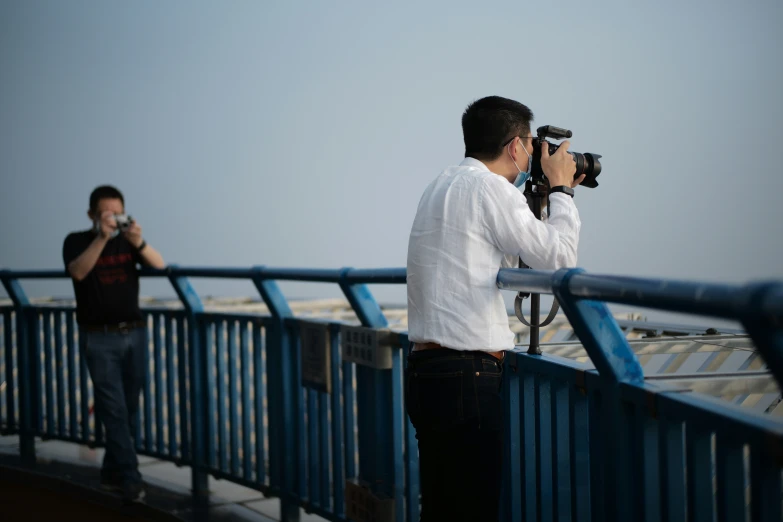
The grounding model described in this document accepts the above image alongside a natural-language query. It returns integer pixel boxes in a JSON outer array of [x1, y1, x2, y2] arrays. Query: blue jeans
[[81, 327, 147, 483], [405, 348, 504, 522]]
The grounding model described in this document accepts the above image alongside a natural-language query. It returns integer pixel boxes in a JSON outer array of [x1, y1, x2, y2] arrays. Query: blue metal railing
[[497, 268, 783, 522], [0, 266, 781, 522]]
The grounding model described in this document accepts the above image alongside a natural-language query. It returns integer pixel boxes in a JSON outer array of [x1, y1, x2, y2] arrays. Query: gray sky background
[[1, 0, 782, 323]]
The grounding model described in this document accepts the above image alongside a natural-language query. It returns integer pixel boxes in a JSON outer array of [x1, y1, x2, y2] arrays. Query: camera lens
[[573, 153, 602, 188], [571, 152, 602, 177], [535, 140, 602, 188]]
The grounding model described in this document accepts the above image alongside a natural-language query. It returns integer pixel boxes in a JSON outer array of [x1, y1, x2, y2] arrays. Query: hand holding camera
[[96, 211, 119, 240], [95, 212, 143, 248], [540, 140, 583, 188], [530, 125, 602, 189], [114, 213, 133, 232], [116, 214, 144, 248]]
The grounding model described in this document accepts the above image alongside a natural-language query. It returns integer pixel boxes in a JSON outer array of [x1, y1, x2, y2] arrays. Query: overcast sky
[[1, 0, 781, 324]]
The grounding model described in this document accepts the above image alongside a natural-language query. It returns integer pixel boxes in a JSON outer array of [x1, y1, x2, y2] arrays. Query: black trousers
[[405, 348, 504, 522]]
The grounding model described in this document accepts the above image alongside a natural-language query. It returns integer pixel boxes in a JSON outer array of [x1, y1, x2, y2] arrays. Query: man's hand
[[541, 140, 585, 188], [123, 220, 144, 249], [97, 211, 118, 240], [570, 173, 587, 188], [121, 218, 165, 268]]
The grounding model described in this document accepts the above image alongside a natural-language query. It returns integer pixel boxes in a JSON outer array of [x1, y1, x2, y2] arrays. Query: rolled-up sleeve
[[481, 176, 581, 270]]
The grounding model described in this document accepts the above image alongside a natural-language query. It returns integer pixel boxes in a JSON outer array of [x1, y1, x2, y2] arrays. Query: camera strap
[[513, 257, 560, 328], [514, 293, 560, 328]]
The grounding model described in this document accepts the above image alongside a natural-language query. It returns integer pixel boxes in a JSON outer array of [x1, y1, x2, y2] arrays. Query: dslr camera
[[530, 125, 602, 188], [114, 214, 134, 231]]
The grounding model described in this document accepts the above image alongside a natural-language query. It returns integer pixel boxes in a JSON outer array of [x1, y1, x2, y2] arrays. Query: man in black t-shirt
[[63, 185, 165, 502]]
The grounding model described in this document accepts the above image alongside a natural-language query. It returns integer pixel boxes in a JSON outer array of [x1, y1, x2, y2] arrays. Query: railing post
[[737, 281, 783, 387], [339, 268, 403, 518], [166, 266, 208, 517], [0, 271, 35, 465], [251, 267, 300, 522], [551, 268, 644, 522], [550, 268, 644, 385], [398, 332, 420, 522], [338, 268, 388, 329], [388, 332, 405, 522], [501, 352, 522, 522]]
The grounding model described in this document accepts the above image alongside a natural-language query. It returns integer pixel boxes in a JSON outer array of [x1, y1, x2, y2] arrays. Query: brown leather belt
[[412, 342, 505, 361], [82, 320, 146, 333]]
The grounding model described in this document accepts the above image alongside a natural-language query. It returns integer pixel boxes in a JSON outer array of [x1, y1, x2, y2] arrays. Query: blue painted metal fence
[[0, 266, 781, 522]]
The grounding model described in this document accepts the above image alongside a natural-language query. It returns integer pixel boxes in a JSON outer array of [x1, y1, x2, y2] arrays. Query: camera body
[[114, 214, 134, 231], [529, 125, 602, 189]]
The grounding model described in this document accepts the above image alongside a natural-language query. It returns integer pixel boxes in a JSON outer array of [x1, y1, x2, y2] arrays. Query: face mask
[[510, 140, 533, 188]]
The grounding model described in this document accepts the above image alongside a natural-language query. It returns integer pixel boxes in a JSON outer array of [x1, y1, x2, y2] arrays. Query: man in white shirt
[[405, 96, 584, 521]]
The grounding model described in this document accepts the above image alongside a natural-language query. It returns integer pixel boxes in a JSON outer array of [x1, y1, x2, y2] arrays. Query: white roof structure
[[3, 296, 778, 416]]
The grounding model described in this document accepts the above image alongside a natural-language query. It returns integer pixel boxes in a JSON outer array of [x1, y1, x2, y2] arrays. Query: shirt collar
[[459, 157, 490, 172]]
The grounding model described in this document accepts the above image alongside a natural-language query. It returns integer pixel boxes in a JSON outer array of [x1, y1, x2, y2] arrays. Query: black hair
[[89, 185, 124, 213], [461, 96, 534, 162]]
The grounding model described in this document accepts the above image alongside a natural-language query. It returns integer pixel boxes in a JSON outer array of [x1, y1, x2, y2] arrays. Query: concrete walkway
[[0, 435, 329, 521], [1, 475, 152, 522]]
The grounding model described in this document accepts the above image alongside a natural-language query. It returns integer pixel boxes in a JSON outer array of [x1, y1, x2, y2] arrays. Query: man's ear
[[503, 138, 513, 163], [87, 209, 94, 221]]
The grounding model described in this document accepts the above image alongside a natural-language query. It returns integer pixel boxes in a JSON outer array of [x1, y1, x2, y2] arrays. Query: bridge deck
[[0, 435, 323, 522], [0, 477, 150, 522]]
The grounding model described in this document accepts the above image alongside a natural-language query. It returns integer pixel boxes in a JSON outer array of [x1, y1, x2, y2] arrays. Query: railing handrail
[[497, 267, 783, 387], [0, 266, 409, 284], [3, 264, 782, 384], [497, 268, 783, 319], [4, 265, 780, 313]]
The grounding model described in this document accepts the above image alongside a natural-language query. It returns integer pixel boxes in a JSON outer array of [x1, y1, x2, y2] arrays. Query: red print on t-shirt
[[96, 254, 133, 284], [95, 253, 133, 267]]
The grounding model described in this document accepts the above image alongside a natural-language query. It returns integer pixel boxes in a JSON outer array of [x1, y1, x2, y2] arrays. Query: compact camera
[[114, 214, 134, 231]]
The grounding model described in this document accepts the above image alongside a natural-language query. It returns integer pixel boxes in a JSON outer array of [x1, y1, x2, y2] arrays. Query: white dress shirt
[[406, 157, 581, 351]]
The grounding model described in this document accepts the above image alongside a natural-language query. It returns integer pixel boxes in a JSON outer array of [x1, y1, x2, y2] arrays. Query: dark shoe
[[100, 472, 123, 493], [121, 480, 145, 503]]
